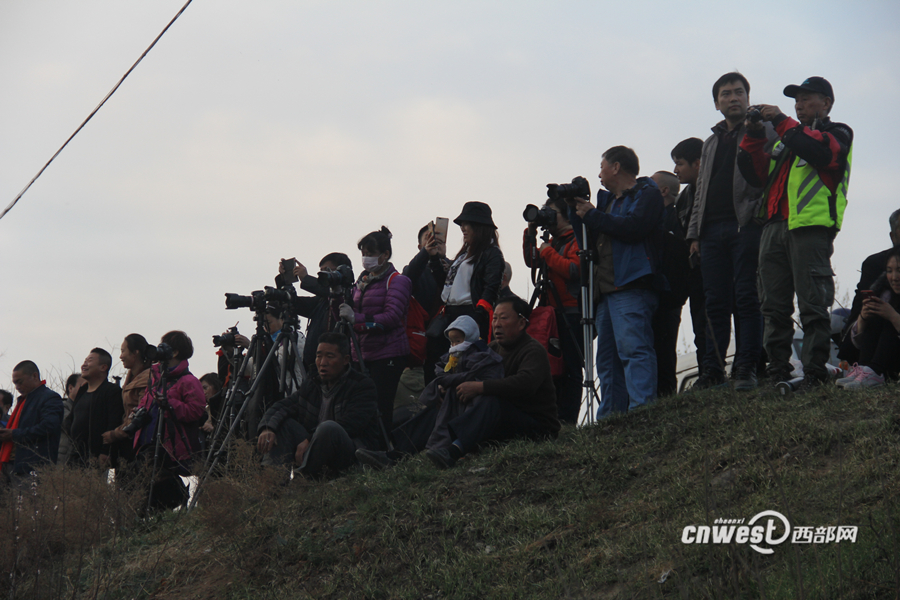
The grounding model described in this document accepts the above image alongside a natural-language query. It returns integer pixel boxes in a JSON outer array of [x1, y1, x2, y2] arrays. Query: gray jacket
[[687, 120, 777, 240]]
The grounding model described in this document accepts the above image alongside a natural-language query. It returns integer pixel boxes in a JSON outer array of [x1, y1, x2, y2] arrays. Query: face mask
[[362, 256, 381, 272], [449, 341, 473, 356]]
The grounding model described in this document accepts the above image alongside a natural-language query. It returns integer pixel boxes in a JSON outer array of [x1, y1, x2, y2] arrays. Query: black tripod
[[190, 310, 305, 510], [327, 290, 393, 451], [525, 227, 600, 425], [144, 365, 194, 514]]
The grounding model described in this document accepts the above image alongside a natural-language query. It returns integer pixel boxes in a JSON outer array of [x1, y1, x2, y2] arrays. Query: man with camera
[[569, 146, 665, 417], [256, 333, 381, 476], [1, 361, 63, 486], [738, 76, 853, 388], [686, 72, 777, 392], [522, 198, 583, 424], [277, 252, 354, 371]]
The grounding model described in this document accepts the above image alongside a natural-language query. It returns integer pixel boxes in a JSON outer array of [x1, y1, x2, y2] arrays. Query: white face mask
[[362, 256, 381, 272]]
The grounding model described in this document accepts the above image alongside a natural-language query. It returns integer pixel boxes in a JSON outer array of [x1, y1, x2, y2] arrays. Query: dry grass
[[2, 383, 899, 599]]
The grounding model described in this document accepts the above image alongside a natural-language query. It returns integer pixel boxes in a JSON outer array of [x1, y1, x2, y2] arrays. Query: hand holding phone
[[280, 258, 299, 283]]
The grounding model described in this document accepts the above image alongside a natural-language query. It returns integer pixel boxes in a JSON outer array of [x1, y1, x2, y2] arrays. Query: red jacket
[[522, 227, 580, 310], [738, 115, 852, 222]]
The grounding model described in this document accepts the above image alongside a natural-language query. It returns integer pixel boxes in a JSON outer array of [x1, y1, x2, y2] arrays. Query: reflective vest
[[769, 141, 852, 231]]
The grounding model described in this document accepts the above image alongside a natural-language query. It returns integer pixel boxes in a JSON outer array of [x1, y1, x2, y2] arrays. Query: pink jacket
[[133, 360, 206, 464]]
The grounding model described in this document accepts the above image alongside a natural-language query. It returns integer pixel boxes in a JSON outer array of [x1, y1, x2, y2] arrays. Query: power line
[[0, 0, 195, 222]]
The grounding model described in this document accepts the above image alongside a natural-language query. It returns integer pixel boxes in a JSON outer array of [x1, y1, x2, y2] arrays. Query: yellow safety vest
[[769, 141, 852, 231]]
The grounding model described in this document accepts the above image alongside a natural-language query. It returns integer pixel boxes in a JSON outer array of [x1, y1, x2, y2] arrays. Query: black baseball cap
[[784, 76, 834, 101]]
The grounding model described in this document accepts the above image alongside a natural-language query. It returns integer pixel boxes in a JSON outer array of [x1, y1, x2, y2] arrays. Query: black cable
[[0, 0, 195, 222]]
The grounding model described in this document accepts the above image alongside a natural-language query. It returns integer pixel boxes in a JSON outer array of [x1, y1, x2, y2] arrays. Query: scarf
[[0, 381, 45, 464]]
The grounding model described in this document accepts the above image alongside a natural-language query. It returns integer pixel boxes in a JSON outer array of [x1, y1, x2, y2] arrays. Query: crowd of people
[[1, 71, 896, 506]]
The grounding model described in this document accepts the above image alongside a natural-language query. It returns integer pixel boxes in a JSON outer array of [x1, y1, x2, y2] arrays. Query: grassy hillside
[[3, 383, 899, 599]]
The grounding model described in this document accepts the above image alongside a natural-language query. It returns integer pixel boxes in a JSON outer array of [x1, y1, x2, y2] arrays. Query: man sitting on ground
[[426, 295, 560, 469], [256, 333, 381, 477]]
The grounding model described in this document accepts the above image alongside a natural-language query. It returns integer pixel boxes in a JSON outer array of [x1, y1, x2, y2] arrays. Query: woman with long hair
[[838, 247, 900, 388], [102, 334, 152, 465], [423, 201, 505, 383]]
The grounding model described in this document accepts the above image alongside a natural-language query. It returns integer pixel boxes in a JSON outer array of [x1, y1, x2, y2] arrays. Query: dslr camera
[[225, 290, 266, 311], [144, 342, 174, 363], [746, 105, 763, 124], [546, 176, 591, 203], [122, 406, 152, 436], [212, 325, 240, 347], [317, 264, 354, 289], [523, 204, 558, 229]]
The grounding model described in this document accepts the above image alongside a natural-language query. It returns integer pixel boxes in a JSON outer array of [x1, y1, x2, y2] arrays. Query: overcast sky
[[1, 0, 897, 389]]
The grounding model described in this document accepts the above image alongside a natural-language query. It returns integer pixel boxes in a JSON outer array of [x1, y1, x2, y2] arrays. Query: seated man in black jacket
[[425, 295, 561, 469], [256, 333, 381, 477]]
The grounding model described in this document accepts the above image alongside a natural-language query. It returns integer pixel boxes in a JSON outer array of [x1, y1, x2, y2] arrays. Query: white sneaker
[[842, 366, 885, 390], [836, 363, 863, 387]]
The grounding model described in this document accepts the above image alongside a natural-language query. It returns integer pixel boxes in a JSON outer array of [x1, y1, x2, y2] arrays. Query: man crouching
[[256, 333, 381, 476]]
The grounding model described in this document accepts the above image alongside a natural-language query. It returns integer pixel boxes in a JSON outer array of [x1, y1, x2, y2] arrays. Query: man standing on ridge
[[686, 72, 777, 392], [738, 76, 853, 389]]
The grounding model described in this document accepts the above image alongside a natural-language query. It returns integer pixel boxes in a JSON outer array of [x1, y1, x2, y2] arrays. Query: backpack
[[388, 272, 428, 366]]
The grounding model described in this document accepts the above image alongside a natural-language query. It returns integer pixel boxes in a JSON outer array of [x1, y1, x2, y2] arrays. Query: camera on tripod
[[225, 290, 266, 311], [212, 326, 240, 347], [546, 176, 591, 203], [144, 342, 174, 363], [523, 204, 558, 229], [317, 264, 354, 289]]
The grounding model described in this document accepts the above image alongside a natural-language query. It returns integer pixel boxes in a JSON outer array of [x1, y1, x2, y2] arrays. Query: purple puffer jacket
[[133, 360, 206, 464], [351, 263, 411, 362]]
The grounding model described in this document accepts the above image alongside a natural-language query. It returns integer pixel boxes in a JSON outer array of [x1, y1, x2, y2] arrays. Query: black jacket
[[8, 384, 63, 474], [428, 244, 505, 337], [403, 248, 442, 316], [65, 380, 124, 461], [838, 246, 896, 361], [257, 367, 381, 451]]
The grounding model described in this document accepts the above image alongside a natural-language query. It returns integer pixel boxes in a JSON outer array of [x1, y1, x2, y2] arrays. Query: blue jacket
[[569, 176, 666, 290], [10, 384, 63, 474]]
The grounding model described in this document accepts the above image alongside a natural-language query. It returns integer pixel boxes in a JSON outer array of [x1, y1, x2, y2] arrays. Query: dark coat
[[483, 333, 560, 436], [258, 367, 381, 451], [66, 380, 124, 461], [9, 384, 63, 474], [839, 246, 896, 361], [290, 274, 337, 369], [404, 248, 443, 316], [428, 244, 505, 338]]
